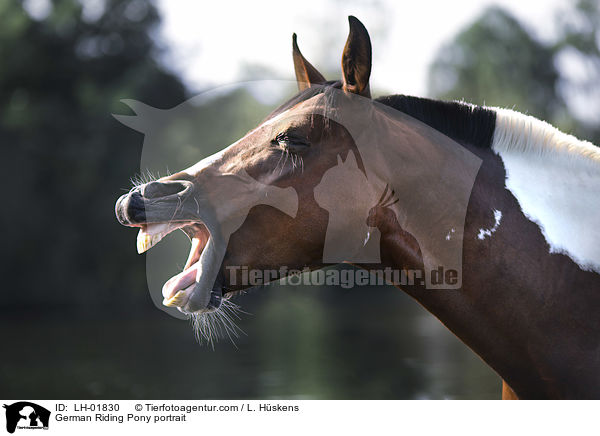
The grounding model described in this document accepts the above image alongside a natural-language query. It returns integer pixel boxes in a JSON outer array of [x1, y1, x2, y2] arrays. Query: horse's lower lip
[[174, 284, 224, 315], [164, 282, 225, 315], [162, 261, 202, 303]]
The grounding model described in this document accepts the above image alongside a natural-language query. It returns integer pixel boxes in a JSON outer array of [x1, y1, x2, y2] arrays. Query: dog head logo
[[3, 402, 50, 433]]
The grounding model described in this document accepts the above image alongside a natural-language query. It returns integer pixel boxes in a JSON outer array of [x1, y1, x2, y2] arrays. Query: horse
[[115, 16, 600, 399]]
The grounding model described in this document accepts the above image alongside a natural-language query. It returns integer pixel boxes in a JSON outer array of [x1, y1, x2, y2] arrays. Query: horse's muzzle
[[115, 190, 146, 225], [115, 180, 195, 226]]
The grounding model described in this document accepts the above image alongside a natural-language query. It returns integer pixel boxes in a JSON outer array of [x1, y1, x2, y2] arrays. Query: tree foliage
[[428, 3, 600, 145], [0, 0, 186, 310]]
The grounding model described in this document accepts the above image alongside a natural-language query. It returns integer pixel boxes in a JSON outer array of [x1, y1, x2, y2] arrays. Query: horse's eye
[[272, 132, 310, 153]]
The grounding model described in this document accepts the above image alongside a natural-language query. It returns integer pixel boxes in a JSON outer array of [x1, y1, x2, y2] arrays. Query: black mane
[[376, 95, 497, 148]]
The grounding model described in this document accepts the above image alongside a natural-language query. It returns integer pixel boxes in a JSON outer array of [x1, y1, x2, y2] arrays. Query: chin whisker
[[190, 298, 247, 347]]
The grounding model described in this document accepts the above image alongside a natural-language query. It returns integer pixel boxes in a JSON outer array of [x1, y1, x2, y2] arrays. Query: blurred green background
[[1, 0, 598, 399]]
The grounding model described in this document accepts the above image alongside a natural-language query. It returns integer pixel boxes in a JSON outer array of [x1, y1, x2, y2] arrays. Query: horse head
[[115, 17, 376, 318]]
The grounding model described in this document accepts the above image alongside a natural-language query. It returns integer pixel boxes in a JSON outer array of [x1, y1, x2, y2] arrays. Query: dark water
[[0, 282, 499, 399]]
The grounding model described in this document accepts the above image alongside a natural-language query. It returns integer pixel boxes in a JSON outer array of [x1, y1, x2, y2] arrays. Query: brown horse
[[115, 16, 600, 399]]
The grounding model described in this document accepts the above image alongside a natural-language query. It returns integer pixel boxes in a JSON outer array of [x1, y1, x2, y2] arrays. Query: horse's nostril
[[128, 191, 146, 223], [115, 191, 146, 225], [142, 181, 188, 199]]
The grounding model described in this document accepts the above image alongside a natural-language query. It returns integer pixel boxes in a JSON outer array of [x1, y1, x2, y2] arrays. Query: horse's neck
[[366, 97, 600, 397], [375, 135, 600, 398], [463, 143, 600, 398]]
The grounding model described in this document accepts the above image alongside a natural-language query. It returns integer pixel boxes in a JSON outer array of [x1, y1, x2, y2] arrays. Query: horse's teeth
[[163, 290, 187, 307], [137, 230, 164, 254], [137, 231, 150, 253]]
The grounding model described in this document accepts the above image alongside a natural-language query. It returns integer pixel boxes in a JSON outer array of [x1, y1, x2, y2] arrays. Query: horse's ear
[[292, 33, 326, 91], [341, 16, 372, 98]]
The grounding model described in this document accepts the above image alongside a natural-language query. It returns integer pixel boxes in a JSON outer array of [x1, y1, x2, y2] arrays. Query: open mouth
[[116, 171, 298, 318], [136, 221, 225, 314]]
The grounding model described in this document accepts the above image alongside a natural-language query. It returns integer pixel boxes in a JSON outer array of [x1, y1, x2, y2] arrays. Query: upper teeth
[[137, 230, 165, 254], [136, 222, 190, 254]]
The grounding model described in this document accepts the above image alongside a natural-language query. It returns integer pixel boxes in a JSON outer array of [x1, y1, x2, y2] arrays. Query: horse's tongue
[[162, 262, 201, 301], [184, 237, 204, 270]]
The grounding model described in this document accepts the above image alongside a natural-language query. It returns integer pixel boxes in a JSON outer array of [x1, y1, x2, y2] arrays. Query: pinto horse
[[115, 16, 600, 399]]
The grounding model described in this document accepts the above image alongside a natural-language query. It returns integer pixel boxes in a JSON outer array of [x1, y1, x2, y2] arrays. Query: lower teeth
[[163, 289, 188, 307]]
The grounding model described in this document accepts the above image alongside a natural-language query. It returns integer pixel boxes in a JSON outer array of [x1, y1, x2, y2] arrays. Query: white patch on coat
[[492, 107, 600, 272], [477, 209, 502, 240]]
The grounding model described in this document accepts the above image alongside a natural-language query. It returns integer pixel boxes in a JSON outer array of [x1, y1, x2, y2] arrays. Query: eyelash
[[271, 133, 309, 152]]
